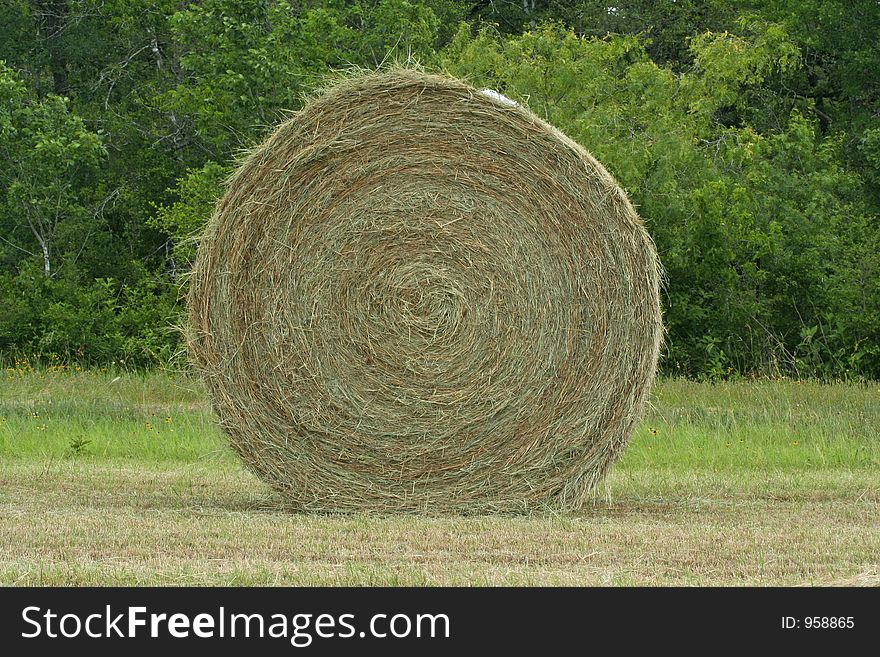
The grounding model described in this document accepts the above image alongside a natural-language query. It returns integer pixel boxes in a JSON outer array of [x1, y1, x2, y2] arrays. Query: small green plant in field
[[67, 435, 93, 457]]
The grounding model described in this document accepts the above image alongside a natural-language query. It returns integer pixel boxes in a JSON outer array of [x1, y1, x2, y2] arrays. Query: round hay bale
[[187, 69, 663, 513]]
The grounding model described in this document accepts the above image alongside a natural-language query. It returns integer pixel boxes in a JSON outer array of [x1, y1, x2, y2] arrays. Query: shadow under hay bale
[[187, 69, 663, 514]]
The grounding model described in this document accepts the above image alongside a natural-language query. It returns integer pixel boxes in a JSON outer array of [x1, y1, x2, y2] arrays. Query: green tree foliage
[[165, 0, 445, 157], [150, 162, 229, 266], [0, 1, 877, 378], [0, 61, 177, 365], [443, 22, 880, 377], [0, 61, 105, 276]]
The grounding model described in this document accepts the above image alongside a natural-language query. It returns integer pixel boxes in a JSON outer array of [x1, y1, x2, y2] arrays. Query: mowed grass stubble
[[1, 369, 877, 585]]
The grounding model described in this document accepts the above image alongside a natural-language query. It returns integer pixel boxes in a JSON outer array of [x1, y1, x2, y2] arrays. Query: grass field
[[1, 366, 878, 585]]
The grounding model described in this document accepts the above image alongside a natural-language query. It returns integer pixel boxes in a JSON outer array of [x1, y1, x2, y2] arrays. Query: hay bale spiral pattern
[[187, 70, 662, 513]]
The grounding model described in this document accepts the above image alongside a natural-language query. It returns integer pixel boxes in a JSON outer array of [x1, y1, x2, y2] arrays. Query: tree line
[[1, 1, 878, 379]]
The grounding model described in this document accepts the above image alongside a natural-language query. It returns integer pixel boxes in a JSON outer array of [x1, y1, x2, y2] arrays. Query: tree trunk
[[40, 240, 50, 275], [35, 0, 69, 96]]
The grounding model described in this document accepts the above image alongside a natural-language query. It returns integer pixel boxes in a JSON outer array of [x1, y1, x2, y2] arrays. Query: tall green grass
[[2, 368, 878, 471], [0, 368, 223, 461], [623, 379, 879, 471]]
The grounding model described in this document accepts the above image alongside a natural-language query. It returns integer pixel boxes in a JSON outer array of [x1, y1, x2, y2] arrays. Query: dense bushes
[[441, 23, 880, 378], [1, 1, 878, 378], [0, 264, 179, 367]]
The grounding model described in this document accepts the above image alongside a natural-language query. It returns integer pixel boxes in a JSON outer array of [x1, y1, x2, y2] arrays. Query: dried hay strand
[[187, 69, 663, 513]]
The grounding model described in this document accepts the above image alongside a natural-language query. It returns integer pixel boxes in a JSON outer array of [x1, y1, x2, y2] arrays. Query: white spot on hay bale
[[479, 89, 519, 108]]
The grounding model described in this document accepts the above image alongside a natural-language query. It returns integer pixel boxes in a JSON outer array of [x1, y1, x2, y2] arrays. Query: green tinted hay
[[187, 70, 662, 513]]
